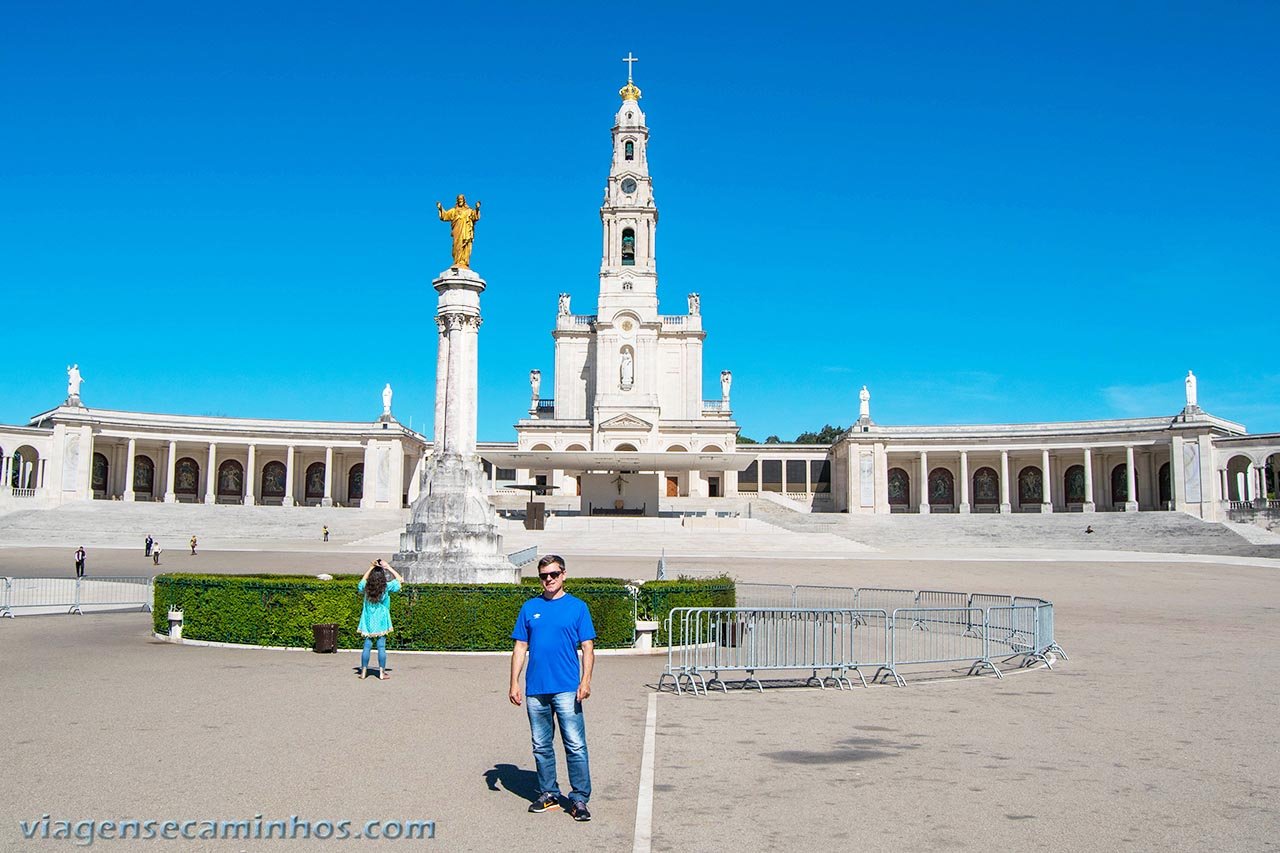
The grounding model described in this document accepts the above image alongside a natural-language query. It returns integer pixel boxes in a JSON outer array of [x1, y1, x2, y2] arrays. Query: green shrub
[[639, 576, 736, 644]]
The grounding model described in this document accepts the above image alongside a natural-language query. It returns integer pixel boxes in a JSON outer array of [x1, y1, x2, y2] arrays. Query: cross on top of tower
[[622, 52, 638, 82], [619, 52, 642, 102]]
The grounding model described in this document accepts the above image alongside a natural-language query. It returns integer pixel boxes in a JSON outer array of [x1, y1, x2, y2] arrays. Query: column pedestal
[[394, 266, 515, 585]]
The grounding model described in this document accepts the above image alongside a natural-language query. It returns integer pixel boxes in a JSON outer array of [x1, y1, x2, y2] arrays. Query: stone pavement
[[2, 542, 1278, 852]]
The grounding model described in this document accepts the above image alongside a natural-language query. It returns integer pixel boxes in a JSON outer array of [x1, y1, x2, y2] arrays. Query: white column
[[123, 439, 136, 502], [433, 317, 448, 451], [959, 451, 970, 513], [245, 444, 256, 506], [1041, 448, 1053, 513], [1124, 445, 1138, 511], [204, 443, 218, 504], [444, 316, 464, 454], [164, 441, 177, 503], [999, 450, 1011, 513], [465, 316, 481, 455], [1083, 447, 1095, 512], [919, 451, 930, 514], [322, 446, 334, 507], [1, 456, 10, 491], [283, 445, 295, 507]]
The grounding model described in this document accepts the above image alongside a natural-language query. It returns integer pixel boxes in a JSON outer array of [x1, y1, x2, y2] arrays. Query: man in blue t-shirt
[[509, 554, 596, 822]]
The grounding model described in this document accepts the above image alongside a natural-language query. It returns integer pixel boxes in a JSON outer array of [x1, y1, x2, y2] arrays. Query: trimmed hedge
[[641, 577, 737, 644], [153, 574, 731, 651]]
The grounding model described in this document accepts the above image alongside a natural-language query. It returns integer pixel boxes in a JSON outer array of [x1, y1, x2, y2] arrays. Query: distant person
[[189, 536, 198, 556], [323, 525, 330, 543], [152, 543, 162, 566], [509, 554, 595, 821], [357, 559, 402, 680], [1085, 525, 1095, 535], [74, 546, 86, 579], [145, 534, 153, 557]]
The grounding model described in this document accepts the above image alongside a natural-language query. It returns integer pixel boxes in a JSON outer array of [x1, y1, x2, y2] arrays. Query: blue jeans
[[361, 636, 386, 671], [526, 692, 591, 803]]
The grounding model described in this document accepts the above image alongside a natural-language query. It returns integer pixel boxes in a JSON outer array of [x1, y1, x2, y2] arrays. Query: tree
[[764, 435, 781, 444], [794, 424, 847, 445], [736, 435, 758, 445]]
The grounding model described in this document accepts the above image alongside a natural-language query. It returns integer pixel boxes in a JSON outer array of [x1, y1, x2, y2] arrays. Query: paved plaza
[[1, 512, 1278, 852]]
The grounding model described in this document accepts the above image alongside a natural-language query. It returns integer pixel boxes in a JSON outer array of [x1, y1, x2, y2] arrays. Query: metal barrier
[[77, 577, 153, 612], [660, 582, 1065, 693], [874, 608, 1000, 686], [507, 546, 538, 567], [658, 607, 889, 695], [0, 577, 154, 616]]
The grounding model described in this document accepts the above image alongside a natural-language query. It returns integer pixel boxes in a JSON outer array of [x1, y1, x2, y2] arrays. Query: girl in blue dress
[[357, 558, 403, 680]]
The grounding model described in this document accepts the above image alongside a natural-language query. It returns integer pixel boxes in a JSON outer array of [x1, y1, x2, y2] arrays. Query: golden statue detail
[[437, 194, 482, 268]]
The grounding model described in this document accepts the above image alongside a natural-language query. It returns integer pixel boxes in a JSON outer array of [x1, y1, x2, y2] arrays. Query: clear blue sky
[[3, 2, 1277, 441]]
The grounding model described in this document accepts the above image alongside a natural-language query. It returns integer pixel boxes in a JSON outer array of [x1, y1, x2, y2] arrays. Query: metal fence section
[[77, 577, 153, 612], [0, 577, 11, 617], [793, 585, 859, 609], [875, 608, 1000, 686], [855, 587, 917, 613], [735, 583, 796, 608], [3, 577, 82, 615], [507, 546, 538, 567]]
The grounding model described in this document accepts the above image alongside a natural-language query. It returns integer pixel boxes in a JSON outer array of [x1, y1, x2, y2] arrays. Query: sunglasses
[[538, 570, 564, 581]]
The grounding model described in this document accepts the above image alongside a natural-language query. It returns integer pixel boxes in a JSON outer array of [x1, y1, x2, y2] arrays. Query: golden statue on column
[[436, 194, 482, 268]]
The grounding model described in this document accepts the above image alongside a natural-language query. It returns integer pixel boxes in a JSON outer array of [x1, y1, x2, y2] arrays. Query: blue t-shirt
[[511, 593, 597, 696]]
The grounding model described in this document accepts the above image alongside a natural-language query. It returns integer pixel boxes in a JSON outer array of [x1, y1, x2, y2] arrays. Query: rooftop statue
[[436, 194, 481, 269]]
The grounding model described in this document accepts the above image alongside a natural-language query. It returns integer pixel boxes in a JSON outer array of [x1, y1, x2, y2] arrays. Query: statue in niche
[[859, 385, 871, 421], [720, 370, 732, 400], [1185, 370, 1197, 408], [382, 383, 393, 417], [688, 293, 700, 315], [436, 194, 481, 268], [558, 293, 570, 315], [529, 369, 541, 400], [620, 350, 634, 389], [66, 364, 84, 400]]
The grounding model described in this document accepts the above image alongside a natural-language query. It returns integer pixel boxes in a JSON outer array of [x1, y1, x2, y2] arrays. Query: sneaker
[[528, 793, 561, 814], [568, 801, 591, 822]]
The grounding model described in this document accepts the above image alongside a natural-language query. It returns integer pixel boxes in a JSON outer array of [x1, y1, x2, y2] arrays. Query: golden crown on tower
[[619, 80, 642, 101]]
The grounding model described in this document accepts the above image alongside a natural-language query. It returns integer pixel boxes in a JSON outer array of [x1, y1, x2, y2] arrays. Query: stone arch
[[174, 457, 200, 496], [217, 459, 244, 497], [702, 445, 723, 453], [927, 467, 954, 507], [133, 455, 155, 496], [12, 445, 40, 489], [1017, 466, 1043, 505], [1158, 462, 1171, 506], [261, 461, 286, 498], [304, 462, 325, 500], [1110, 464, 1136, 505], [347, 463, 364, 501], [530, 443, 552, 451], [1267, 453, 1279, 499], [1225, 454, 1252, 501], [1064, 465, 1086, 504], [972, 466, 999, 506], [92, 451, 109, 494], [666, 444, 688, 452], [621, 228, 636, 265], [664, 445, 687, 497], [616, 443, 638, 452], [624, 139, 634, 160], [565, 444, 587, 451], [887, 467, 910, 507]]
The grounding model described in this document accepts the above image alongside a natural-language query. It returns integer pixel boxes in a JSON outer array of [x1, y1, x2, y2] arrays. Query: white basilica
[[1, 71, 1276, 522]]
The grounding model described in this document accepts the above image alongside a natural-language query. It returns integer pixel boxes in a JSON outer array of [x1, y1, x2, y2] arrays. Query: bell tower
[[598, 52, 658, 318]]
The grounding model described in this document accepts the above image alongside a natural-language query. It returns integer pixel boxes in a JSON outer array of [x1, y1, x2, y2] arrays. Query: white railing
[[11, 488, 37, 499], [572, 315, 597, 326], [702, 399, 729, 412], [660, 315, 686, 327]]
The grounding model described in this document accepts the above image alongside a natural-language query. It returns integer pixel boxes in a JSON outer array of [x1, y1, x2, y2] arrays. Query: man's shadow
[[484, 764, 539, 803]]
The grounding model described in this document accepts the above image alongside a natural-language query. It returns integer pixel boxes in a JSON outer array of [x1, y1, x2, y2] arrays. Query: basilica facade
[[1, 74, 1275, 521]]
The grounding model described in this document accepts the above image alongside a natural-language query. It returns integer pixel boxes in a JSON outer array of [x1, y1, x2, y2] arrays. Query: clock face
[[620, 178, 637, 194]]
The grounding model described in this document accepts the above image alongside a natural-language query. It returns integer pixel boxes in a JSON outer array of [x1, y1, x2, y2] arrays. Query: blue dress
[[357, 578, 401, 637]]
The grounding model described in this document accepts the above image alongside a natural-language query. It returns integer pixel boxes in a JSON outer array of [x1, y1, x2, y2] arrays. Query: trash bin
[[312, 623, 338, 654]]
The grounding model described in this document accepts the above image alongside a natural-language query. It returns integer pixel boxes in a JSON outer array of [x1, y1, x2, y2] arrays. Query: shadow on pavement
[[484, 763, 539, 802]]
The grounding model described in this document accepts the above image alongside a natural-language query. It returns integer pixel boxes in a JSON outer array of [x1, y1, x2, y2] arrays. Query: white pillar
[[123, 439, 136, 502], [444, 316, 464, 454], [284, 445, 295, 507], [433, 317, 448, 452], [999, 450, 1011, 513], [1083, 447, 1095, 512], [1041, 448, 1053, 513], [204, 443, 218, 504], [322, 446, 334, 507], [245, 444, 256, 506], [1125, 445, 1138, 511], [1, 456, 10, 491], [919, 451, 930, 514], [465, 316, 481, 455], [959, 451, 970, 513], [164, 441, 177, 503]]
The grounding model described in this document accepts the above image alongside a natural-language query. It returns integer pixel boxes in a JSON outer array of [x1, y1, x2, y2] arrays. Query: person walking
[[74, 546, 86, 579], [322, 525, 329, 543], [152, 542, 162, 566], [357, 558, 402, 680], [509, 555, 595, 822], [144, 534, 153, 557], [189, 535, 198, 556]]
